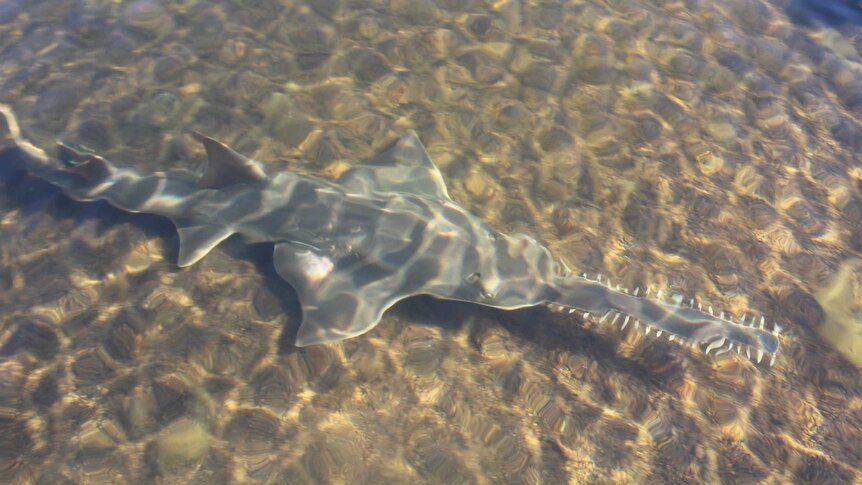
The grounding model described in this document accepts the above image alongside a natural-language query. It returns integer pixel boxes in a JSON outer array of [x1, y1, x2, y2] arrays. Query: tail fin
[[0, 104, 43, 155], [0, 104, 118, 200], [0, 104, 56, 174], [0, 104, 18, 152]]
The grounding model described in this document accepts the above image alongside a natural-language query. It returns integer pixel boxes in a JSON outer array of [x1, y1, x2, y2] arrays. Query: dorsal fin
[[337, 131, 451, 200], [196, 135, 267, 189]]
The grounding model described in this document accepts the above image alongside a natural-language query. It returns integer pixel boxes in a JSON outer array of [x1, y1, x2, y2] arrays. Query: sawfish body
[[0, 105, 780, 364]]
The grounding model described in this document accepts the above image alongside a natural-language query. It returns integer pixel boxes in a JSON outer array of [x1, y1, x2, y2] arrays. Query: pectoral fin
[[174, 222, 234, 266], [337, 131, 452, 200], [272, 242, 407, 346]]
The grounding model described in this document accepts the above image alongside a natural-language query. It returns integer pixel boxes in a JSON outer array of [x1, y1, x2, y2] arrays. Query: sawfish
[[0, 104, 781, 364]]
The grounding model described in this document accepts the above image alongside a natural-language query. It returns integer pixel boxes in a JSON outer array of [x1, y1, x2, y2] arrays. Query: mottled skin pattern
[[0, 104, 779, 362]]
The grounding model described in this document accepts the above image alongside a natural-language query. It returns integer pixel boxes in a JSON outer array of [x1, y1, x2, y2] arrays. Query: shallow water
[[1, 0, 862, 483]]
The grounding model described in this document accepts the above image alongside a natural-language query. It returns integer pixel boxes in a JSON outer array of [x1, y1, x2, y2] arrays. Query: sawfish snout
[[545, 274, 782, 366]]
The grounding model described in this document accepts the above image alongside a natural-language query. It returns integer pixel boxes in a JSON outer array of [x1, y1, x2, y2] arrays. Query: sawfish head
[[264, 132, 784, 363], [269, 131, 494, 346]]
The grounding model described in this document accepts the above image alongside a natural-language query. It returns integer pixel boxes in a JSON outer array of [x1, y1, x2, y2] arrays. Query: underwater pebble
[[405, 418, 474, 483], [519, 62, 559, 92], [310, 0, 341, 20], [701, 62, 738, 94], [224, 408, 281, 454], [217, 38, 249, 65], [537, 126, 573, 153], [251, 365, 294, 410], [656, 18, 704, 52], [573, 32, 617, 84], [0, 319, 59, 360], [120, 0, 173, 40], [351, 12, 383, 41], [598, 17, 634, 44], [751, 37, 790, 74], [261, 93, 314, 147], [346, 48, 391, 83], [472, 327, 510, 360], [715, 50, 752, 77], [35, 80, 84, 125], [103, 321, 138, 362], [104, 31, 138, 63], [466, 14, 495, 39], [153, 54, 189, 83], [661, 47, 704, 81], [464, 168, 495, 199], [0, 360, 26, 410], [72, 350, 114, 390], [76, 118, 115, 151], [0, 415, 31, 478], [486, 427, 532, 479], [457, 51, 506, 85], [302, 431, 367, 482], [124, 388, 155, 439], [704, 118, 737, 143], [281, 17, 332, 70], [152, 373, 193, 424], [155, 418, 209, 474], [187, 7, 226, 56], [490, 101, 529, 131], [633, 114, 663, 142], [731, 0, 773, 33], [0, 1, 21, 24], [73, 419, 126, 473], [401, 327, 445, 377], [552, 203, 588, 236], [31, 371, 60, 409]]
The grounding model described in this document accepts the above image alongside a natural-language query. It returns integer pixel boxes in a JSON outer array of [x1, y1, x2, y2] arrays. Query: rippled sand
[[1, 0, 862, 483]]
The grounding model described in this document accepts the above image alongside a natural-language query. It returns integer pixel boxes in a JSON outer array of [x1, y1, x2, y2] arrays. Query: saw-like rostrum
[[0, 104, 781, 364]]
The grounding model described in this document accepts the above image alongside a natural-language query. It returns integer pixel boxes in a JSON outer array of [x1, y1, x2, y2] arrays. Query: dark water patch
[[783, 0, 862, 27], [0, 319, 59, 360], [794, 453, 856, 483]]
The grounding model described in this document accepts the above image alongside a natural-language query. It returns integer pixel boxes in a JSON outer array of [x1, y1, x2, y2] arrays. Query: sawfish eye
[[466, 273, 494, 299]]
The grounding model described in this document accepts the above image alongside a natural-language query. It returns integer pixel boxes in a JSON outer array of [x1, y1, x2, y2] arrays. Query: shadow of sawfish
[[0, 104, 781, 366]]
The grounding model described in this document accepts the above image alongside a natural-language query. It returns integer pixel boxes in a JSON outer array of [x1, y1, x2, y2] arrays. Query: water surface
[[1, 0, 862, 483]]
